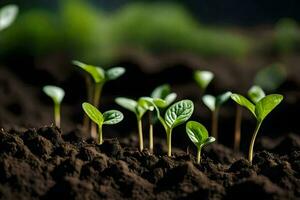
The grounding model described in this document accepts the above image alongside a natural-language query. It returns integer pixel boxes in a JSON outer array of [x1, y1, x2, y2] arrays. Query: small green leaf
[[151, 84, 171, 99], [203, 137, 216, 146], [186, 121, 209, 148], [103, 110, 124, 125], [43, 85, 65, 104], [82, 102, 103, 126], [0, 5, 18, 31], [115, 97, 137, 113], [248, 85, 265, 103], [72, 60, 105, 83], [138, 97, 154, 112], [153, 98, 167, 108], [105, 67, 125, 81], [202, 95, 216, 111], [165, 100, 194, 129], [216, 91, 232, 107], [164, 93, 177, 106], [194, 70, 214, 90], [255, 94, 283, 122], [231, 94, 256, 116]]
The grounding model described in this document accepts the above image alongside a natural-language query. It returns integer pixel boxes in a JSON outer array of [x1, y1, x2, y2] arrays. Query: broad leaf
[[43, 85, 65, 104], [82, 102, 103, 125], [231, 94, 255, 116], [216, 91, 232, 106], [194, 70, 214, 90], [165, 100, 194, 129], [186, 121, 208, 148], [248, 85, 265, 103], [103, 110, 124, 125], [202, 95, 216, 111], [203, 137, 216, 146], [255, 94, 283, 122], [73, 60, 105, 83], [115, 97, 137, 113], [151, 84, 171, 99], [106, 67, 125, 81], [0, 5, 18, 31]]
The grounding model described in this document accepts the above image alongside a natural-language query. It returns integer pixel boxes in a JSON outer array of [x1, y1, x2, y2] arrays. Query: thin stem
[[211, 108, 219, 140], [91, 83, 104, 138], [54, 102, 60, 128], [248, 121, 262, 164], [98, 125, 103, 145], [137, 118, 144, 151], [83, 77, 93, 131], [149, 112, 153, 153], [234, 106, 242, 152], [167, 128, 172, 156], [197, 147, 202, 164]]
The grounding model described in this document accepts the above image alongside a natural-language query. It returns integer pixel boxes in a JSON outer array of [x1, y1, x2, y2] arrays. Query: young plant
[[82, 102, 123, 145], [194, 70, 214, 95], [115, 97, 153, 151], [233, 85, 266, 151], [202, 91, 232, 140], [0, 4, 18, 31], [43, 85, 65, 128], [73, 60, 125, 136], [186, 121, 215, 164], [231, 93, 283, 163]]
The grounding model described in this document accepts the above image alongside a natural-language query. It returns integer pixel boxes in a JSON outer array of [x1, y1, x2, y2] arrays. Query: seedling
[[194, 70, 214, 94], [186, 121, 215, 164], [115, 97, 153, 151], [202, 91, 231, 140], [231, 93, 283, 163], [73, 60, 125, 137], [43, 85, 65, 128], [233, 85, 266, 151], [82, 102, 123, 144], [0, 4, 18, 31]]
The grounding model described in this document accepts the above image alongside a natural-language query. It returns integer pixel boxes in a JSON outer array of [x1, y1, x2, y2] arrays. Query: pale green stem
[[98, 124, 103, 145], [197, 147, 202, 164], [91, 83, 103, 138], [211, 108, 219, 140], [137, 118, 144, 151], [54, 102, 60, 128], [167, 128, 172, 157], [149, 112, 153, 153], [248, 121, 262, 164], [234, 105, 242, 152]]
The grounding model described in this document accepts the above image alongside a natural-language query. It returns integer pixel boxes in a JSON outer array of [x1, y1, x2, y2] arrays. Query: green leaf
[[203, 137, 216, 146], [138, 97, 154, 112], [103, 110, 124, 125], [165, 100, 194, 129], [186, 121, 208, 148], [231, 94, 256, 116], [0, 5, 18, 31], [72, 60, 105, 83], [105, 67, 125, 81], [115, 97, 137, 113], [216, 91, 232, 106], [82, 102, 103, 125], [194, 70, 214, 90], [153, 98, 167, 108], [202, 95, 216, 111], [164, 93, 177, 107], [255, 94, 283, 122], [248, 85, 265, 104], [151, 84, 171, 99], [43, 85, 65, 104]]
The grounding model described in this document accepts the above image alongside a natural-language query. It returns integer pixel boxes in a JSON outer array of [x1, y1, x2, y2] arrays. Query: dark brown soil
[[0, 126, 299, 200]]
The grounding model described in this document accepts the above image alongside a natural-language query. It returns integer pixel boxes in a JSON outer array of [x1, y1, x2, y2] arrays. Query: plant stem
[[54, 103, 60, 128], [149, 112, 153, 153], [98, 125, 103, 145], [211, 108, 219, 140], [234, 105, 242, 152], [248, 121, 262, 164], [91, 83, 103, 138], [167, 128, 172, 156], [197, 147, 202, 164], [83, 77, 93, 131], [137, 118, 144, 151]]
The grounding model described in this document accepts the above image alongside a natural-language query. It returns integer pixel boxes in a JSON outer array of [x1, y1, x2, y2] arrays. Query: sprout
[[231, 93, 283, 163], [43, 86, 65, 128], [194, 70, 214, 94], [73, 60, 125, 137], [186, 121, 215, 164], [202, 91, 232, 140], [115, 97, 153, 151], [82, 102, 123, 144], [0, 4, 18, 31]]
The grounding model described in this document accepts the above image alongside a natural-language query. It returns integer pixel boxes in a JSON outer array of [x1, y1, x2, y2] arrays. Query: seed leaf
[[106, 67, 125, 81], [202, 95, 216, 111], [115, 97, 137, 113], [103, 110, 123, 125], [82, 102, 103, 126], [231, 94, 256, 116], [194, 70, 214, 90], [151, 84, 171, 99], [138, 97, 154, 112], [216, 91, 232, 106], [186, 121, 208, 148], [72, 60, 105, 83], [248, 85, 265, 103], [165, 100, 194, 129], [164, 93, 177, 107], [255, 94, 283, 122], [203, 137, 216, 146], [43, 85, 65, 104], [0, 5, 18, 31]]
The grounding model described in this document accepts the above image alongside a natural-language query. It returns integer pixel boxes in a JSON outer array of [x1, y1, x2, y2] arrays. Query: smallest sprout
[[186, 121, 215, 164], [82, 102, 123, 145], [43, 85, 65, 128]]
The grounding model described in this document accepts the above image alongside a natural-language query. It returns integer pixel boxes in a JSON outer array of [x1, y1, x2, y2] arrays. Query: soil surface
[[0, 126, 299, 200]]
